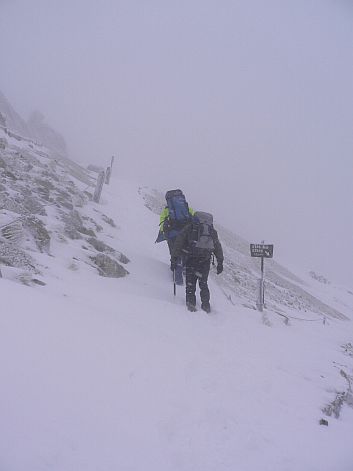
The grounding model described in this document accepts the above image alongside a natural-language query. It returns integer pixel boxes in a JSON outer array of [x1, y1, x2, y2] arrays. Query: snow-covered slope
[[140, 187, 351, 322], [1, 111, 353, 469], [1, 173, 353, 469]]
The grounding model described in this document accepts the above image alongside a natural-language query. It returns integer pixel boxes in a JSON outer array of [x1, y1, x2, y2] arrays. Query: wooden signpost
[[250, 242, 274, 311]]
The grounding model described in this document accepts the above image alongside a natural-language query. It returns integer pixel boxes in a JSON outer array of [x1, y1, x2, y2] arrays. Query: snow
[[0, 175, 352, 471]]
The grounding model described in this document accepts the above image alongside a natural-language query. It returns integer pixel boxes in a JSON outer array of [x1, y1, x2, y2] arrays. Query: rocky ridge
[[0, 124, 129, 285]]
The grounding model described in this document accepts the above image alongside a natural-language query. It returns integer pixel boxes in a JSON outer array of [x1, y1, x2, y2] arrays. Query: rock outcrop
[[0, 95, 129, 284]]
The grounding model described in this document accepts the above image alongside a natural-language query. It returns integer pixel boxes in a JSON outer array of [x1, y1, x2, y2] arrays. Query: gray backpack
[[188, 211, 215, 256]]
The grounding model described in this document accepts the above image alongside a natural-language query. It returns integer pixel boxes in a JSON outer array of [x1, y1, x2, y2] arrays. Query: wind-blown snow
[[0, 176, 352, 471]]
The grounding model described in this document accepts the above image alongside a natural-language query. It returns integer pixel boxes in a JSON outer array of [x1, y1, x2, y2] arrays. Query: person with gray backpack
[[171, 211, 223, 313]]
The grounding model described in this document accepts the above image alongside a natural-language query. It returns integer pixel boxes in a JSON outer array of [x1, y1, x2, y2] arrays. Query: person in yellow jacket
[[155, 189, 194, 284]]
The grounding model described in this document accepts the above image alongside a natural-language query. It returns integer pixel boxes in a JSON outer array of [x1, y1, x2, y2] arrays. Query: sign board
[[250, 244, 274, 258]]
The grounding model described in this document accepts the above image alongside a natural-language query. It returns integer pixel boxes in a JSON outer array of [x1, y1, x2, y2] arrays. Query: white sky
[[1, 0, 352, 284]]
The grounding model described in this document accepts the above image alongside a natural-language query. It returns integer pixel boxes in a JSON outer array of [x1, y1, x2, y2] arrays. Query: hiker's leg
[[167, 238, 175, 270], [175, 257, 184, 285], [198, 258, 211, 307], [185, 258, 197, 307], [167, 238, 174, 255]]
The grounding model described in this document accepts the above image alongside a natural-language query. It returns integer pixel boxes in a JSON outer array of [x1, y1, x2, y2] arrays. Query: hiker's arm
[[159, 207, 169, 231], [213, 229, 224, 264]]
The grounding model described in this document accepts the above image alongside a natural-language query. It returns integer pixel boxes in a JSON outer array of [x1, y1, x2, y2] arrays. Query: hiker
[[155, 189, 194, 284], [171, 211, 223, 313]]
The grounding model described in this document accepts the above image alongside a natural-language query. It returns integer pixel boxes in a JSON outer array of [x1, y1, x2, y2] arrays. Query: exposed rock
[[23, 216, 51, 253], [71, 192, 87, 208], [323, 392, 346, 419], [62, 210, 83, 236], [0, 193, 25, 215], [1, 220, 23, 243], [41, 169, 60, 182], [36, 185, 51, 202], [101, 214, 116, 227], [82, 216, 103, 233], [309, 271, 330, 285], [2, 168, 17, 180], [64, 227, 82, 240], [78, 226, 96, 237], [19, 185, 32, 197], [84, 191, 93, 200], [0, 111, 6, 126], [54, 188, 74, 210], [35, 178, 56, 191], [56, 198, 74, 210], [0, 137, 7, 149], [0, 239, 38, 272], [86, 237, 115, 254], [90, 253, 129, 278], [342, 343, 353, 358], [21, 195, 46, 216], [86, 237, 130, 264], [117, 253, 130, 264], [32, 278, 46, 286], [62, 210, 96, 237], [17, 272, 46, 286]]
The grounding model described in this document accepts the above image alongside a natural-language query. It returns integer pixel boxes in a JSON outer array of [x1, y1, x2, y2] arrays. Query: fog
[[1, 0, 352, 283]]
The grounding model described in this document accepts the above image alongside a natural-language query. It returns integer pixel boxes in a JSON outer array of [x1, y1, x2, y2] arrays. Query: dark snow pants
[[168, 238, 183, 284], [185, 256, 211, 307], [167, 238, 175, 262]]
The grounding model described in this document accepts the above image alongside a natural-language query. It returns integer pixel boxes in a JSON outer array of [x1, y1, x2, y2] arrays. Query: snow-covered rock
[[0, 118, 128, 283]]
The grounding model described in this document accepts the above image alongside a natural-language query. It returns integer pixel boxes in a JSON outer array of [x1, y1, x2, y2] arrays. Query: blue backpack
[[165, 189, 191, 228], [155, 189, 191, 243]]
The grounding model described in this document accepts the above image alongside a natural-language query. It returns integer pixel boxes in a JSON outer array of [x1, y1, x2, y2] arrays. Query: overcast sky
[[1, 0, 352, 283]]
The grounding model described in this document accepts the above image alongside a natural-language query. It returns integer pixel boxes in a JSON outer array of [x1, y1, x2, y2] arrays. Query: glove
[[216, 263, 223, 275], [170, 258, 177, 271]]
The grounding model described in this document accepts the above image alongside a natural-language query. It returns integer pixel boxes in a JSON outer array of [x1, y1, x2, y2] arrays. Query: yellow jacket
[[159, 206, 195, 232]]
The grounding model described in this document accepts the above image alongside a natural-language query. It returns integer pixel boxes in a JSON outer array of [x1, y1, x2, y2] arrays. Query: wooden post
[[257, 256, 265, 311], [93, 170, 105, 203], [250, 241, 274, 312], [105, 166, 111, 184]]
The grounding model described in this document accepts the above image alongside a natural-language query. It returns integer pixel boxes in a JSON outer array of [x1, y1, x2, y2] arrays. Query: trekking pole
[[173, 268, 176, 296]]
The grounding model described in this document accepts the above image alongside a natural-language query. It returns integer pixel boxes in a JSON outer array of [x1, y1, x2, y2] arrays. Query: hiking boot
[[201, 303, 211, 313], [187, 303, 197, 312]]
